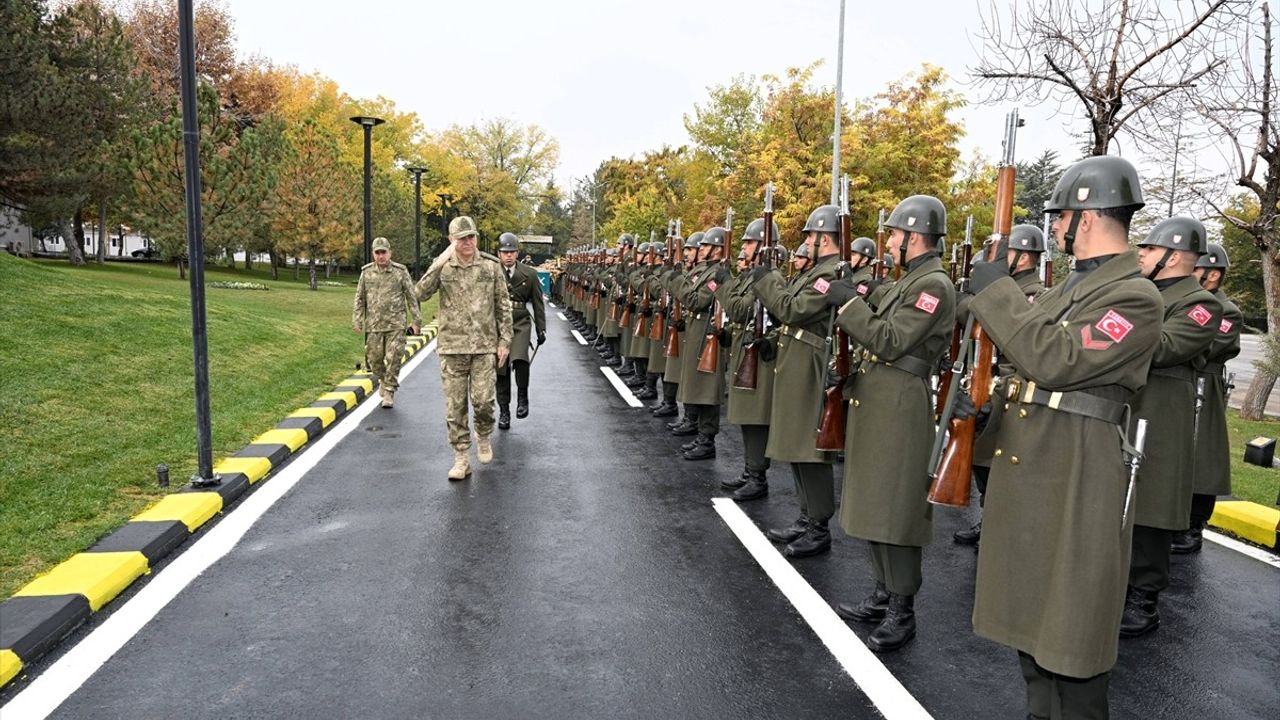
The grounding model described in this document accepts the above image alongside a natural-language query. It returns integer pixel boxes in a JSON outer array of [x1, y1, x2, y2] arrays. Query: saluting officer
[[962, 156, 1163, 719], [495, 232, 547, 429], [745, 205, 844, 558], [823, 195, 956, 653], [675, 226, 730, 460], [1174, 243, 1243, 553], [353, 236, 421, 409], [1121, 216, 1222, 638]]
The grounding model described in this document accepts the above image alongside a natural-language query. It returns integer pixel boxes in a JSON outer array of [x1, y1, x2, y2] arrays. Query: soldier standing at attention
[[963, 156, 1162, 719], [745, 206, 844, 558], [663, 232, 703, 432], [1121, 216, 1222, 637], [495, 233, 546, 430], [675, 226, 730, 460], [1174, 243, 1243, 554], [622, 240, 653, 392], [415, 216, 513, 481], [353, 236, 421, 409], [823, 195, 956, 653]]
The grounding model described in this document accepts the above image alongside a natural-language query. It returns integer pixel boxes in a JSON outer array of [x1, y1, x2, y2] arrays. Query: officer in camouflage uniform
[[963, 156, 1163, 720], [353, 236, 421, 409], [824, 195, 956, 653], [1174, 243, 1243, 553], [745, 206, 844, 558], [1121, 216, 1222, 638], [415, 216, 514, 481], [496, 232, 546, 429]]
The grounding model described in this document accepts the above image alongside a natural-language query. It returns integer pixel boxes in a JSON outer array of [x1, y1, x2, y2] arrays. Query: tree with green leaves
[[1014, 149, 1063, 223], [271, 119, 359, 290]]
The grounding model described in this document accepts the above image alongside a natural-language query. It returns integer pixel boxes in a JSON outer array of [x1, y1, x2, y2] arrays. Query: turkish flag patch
[[1220, 318, 1234, 333], [813, 277, 830, 294], [1188, 304, 1212, 327], [1095, 309, 1133, 343], [856, 283, 870, 296], [707, 280, 718, 292], [914, 292, 940, 314]]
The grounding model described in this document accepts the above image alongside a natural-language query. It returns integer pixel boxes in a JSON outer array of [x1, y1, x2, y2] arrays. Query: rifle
[[733, 183, 775, 390], [815, 174, 853, 451], [635, 231, 656, 338], [619, 240, 636, 330], [1224, 371, 1237, 406], [698, 208, 734, 373], [936, 217, 974, 414], [928, 109, 1023, 507], [665, 219, 684, 358], [1041, 201, 1054, 288], [650, 221, 674, 341]]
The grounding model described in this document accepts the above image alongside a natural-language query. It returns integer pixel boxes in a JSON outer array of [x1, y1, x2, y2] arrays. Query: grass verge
[[1227, 410, 1280, 508]]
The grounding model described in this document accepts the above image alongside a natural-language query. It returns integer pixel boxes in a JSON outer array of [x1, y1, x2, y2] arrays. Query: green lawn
[[1227, 410, 1280, 508], [0, 254, 435, 598]]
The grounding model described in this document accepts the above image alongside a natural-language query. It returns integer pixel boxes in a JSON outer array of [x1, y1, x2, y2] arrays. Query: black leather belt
[[1201, 361, 1226, 376], [779, 324, 826, 351], [860, 349, 933, 380], [1006, 378, 1127, 425], [1150, 365, 1195, 384]]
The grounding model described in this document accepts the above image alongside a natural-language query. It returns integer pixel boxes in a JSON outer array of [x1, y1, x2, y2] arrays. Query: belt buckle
[[1006, 379, 1022, 400]]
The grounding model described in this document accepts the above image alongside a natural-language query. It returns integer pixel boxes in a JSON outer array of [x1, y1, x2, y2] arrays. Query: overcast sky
[[223, 0, 1184, 187]]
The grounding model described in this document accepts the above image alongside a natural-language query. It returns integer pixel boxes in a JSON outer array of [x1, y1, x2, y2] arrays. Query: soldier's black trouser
[[688, 403, 719, 437], [1188, 493, 1217, 527], [1018, 652, 1110, 720], [973, 464, 991, 507], [1129, 524, 1173, 593], [741, 424, 770, 474], [663, 380, 678, 404], [868, 541, 922, 596], [495, 360, 530, 406], [791, 462, 833, 523]]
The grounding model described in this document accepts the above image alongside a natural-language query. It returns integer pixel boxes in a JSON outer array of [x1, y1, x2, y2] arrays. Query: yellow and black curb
[[1209, 499, 1280, 549], [0, 325, 438, 689]]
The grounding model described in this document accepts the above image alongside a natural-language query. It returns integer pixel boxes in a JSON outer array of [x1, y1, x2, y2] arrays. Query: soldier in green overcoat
[[824, 195, 956, 653], [663, 232, 703, 432], [646, 241, 676, 414], [1174, 243, 1243, 553], [674, 227, 730, 460], [495, 233, 546, 429], [622, 239, 653, 392], [1121, 216, 1222, 638], [963, 156, 1163, 719], [745, 205, 844, 558]]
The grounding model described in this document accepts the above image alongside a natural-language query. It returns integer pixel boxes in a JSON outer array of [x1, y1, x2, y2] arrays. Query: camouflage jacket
[[353, 261, 420, 332], [415, 253, 513, 354]]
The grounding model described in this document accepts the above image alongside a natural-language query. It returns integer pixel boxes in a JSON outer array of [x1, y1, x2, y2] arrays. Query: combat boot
[[767, 514, 809, 544], [1171, 524, 1203, 554], [617, 359, 635, 377], [732, 471, 767, 501], [476, 435, 494, 464], [665, 414, 689, 430], [516, 389, 529, 419], [720, 470, 750, 491], [867, 593, 916, 653], [683, 437, 716, 460], [498, 404, 511, 430], [669, 419, 698, 437], [784, 519, 831, 558], [652, 402, 678, 418], [1119, 587, 1160, 638], [448, 450, 471, 481], [835, 582, 890, 623], [625, 372, 646, 389], [953, 520, 982, 546], [381, 389, 395, 409], [681, 438, 701, 452], [636, 374, 659, 400]]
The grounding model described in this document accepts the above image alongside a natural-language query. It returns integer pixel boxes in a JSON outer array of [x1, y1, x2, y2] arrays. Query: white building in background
[[1, 204, 155, 257]]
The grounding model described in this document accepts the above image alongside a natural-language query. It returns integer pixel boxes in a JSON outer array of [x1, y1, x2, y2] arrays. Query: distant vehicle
[[131, 247, 160, 259]]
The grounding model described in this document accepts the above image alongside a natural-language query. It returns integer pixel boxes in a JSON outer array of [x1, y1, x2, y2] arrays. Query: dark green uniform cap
[[618, 233, 636, 247], [1196, 242, 1229, 269], [1138, 216, 1207, 254], [885, 195, 947, 236], [637, 241, 651, 253], [802, 205, 840, 234], [497, 232, 520, 252], [1009, 224, 1046, 253], [851, 237, 877, 258], [1044, 155, 1145, 212], [652, 241, 666, 254], [742, 218, 782, 242], [794, 242, 812, 259], [701, 227, 728, 247], [684, 231, 704, 249]]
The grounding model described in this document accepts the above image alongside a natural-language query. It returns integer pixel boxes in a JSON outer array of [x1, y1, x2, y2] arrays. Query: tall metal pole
[[178, 0, 217, 486], [350, 116, 385, 266], [830, 0, 846, 205], [437, 193, 452, 257], [408, 166, 426, 276]]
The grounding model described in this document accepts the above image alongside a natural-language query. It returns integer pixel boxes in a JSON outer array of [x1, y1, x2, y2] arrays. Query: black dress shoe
[[720, 471, 749, 491], [497, 407, 511, 430], [1171, 526, 1203, 554], [953, 520, 982, 546], [1120, 587, 1160, 638], [835, 582, 890, 623], [683, 437, 716, 460], [784, 522, 831, 557], [767, 515, 809, 544], [516, 397, 529, 419], [652, 403, 678, 418], [732, 475, 768, 501], [867, 593, 916, 653]]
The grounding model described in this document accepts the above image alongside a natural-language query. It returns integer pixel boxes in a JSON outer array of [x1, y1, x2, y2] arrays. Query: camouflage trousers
[[365, 330, 407, 392], [439, 353, 497, 450]]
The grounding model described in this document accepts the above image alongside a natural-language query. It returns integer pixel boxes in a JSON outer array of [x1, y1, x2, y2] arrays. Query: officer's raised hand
[[967, 252, 1009, 295]]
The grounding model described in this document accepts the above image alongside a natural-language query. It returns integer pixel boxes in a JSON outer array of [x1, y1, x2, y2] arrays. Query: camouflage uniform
[[415, 228, 514, 452], [353, 239, 421, 394]]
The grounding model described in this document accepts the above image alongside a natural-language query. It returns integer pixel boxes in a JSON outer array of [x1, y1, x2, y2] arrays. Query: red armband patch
[[1095, 309, 1133, 343], [1188, 304, 1212, 327], [707, 280, 718, 292], [813, 277, 830, 294], [914, 292, 939, 314], [1220, 318, 1234, 333]]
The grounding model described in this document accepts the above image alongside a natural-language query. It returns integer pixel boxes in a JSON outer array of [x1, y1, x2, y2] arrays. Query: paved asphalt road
[[1227, 334, 1278, 417], [7, 304, 1279, 719]]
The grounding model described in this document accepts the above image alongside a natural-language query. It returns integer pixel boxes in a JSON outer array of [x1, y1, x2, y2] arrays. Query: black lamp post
[[408, 166, 427, 276], [349, 116, 385, 265]]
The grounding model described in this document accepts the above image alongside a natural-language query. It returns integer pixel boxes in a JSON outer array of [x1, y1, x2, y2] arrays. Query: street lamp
[[349, 116, 385, 265], [407, 166, 427, 277]]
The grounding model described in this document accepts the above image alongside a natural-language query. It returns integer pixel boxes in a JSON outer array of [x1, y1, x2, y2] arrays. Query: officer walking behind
[[496, 232, 546, 430], [1121, 216, 1222, 638], [962, 156, 1163, 719], [415, 216, 514, 481], [353, 236, 421, 409], [824, 195, 956, 653], [746, 206, 844, 558], [1174, 243, 1243, 553]]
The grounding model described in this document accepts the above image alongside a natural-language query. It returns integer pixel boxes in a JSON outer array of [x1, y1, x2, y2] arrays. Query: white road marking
[[1, 343, 438, 720], [570, 329, 587, 345], [712, 498, 933, 720], [557, 312, 568, 322], [1205, 529, 1280, 569], [599, 366, 644, 408]]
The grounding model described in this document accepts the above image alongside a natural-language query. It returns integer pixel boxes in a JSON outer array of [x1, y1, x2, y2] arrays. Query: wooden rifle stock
[[733, 184, 774, 390], [665, 222, 683, 358], [816, 175, 852, 451], [936, 221, 974, 414], [698, 210, 734, 374]]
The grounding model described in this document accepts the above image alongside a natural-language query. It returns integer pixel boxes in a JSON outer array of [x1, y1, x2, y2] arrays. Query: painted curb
[[0, 324, 438, 690], [1208, 499, 1280, 549]]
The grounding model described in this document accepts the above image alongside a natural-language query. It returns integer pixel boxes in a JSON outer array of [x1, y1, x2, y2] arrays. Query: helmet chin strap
[[898, 232, 910, 269], [1146, 247, 1174, 281], [1009, 250, 1027, 276], [1062, 211, 1083, 256]]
